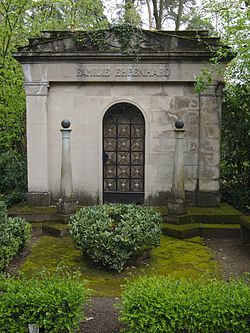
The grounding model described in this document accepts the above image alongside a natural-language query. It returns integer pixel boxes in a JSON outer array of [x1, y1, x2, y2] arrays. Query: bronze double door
[[103, 103, 145, 204]]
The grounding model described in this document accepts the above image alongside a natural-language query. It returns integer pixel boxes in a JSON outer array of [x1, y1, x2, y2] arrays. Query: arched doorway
[[103, 102, 145, 203]]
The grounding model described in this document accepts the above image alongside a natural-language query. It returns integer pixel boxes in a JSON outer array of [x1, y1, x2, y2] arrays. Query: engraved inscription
[[77, 65, 111, 78], [115, 66, 170, 78], [76, 64, 170, 81]]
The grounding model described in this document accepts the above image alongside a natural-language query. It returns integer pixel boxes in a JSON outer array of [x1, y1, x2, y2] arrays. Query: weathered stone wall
[[14, 29, 230, 206], [34, 80, 221, 204]]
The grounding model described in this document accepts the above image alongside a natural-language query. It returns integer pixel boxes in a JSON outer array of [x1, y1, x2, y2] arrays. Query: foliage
[[192, 0, 249, 212], [70, 204, 162, 272], [220, 84, 250, 213], [85, 24, 144, 59], [112, 24, 143, 58], [0, 58, 26, 154], [118, 275, 250, 333], [123, 0, 142, 26], [0, 0, 108, 206], [0, 151, 27, 206], [0, 268, 91, 333], [198, 0, 249, 84], [0, 201, 31, 271]]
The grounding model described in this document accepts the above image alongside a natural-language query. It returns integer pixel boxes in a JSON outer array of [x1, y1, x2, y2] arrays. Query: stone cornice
[[13, 51, 226, 64]]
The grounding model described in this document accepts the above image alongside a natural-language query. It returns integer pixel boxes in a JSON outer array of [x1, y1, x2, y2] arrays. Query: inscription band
[[76, 64, 171, 81]]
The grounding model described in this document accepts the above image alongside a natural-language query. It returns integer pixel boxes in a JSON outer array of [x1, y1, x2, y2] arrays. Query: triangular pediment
[[15, 27, 227, 61]]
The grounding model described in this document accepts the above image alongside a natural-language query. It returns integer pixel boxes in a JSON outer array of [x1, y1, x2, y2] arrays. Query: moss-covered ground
[[20, 235, 219, 297], [188, 203, 242, 216]]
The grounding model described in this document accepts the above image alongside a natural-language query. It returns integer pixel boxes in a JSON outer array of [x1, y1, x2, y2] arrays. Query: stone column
[[60, 119, 73, 198], [197, 84, 223, 207], [58, 119, 77, 214], [168, 120, 187, 215], [24, 82, 51, 206]]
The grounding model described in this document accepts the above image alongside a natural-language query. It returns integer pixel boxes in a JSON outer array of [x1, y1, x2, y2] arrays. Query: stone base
[[196, 191, 220, 207], [57, 198, 78, 215], [167, 199, 187, 215], [26, 192, 51, 206]]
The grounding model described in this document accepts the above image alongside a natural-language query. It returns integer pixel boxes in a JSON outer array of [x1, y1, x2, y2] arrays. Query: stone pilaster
[[197, 84, 223, 206], [24, 82, 51, 205]]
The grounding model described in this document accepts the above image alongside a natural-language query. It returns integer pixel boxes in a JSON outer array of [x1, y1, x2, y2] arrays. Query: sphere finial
[[61, 119, 71, 128], [175, 119, 184, 129]]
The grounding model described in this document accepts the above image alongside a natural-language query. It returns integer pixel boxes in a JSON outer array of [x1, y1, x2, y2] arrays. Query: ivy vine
[[75, 24, 143, 61], [112, 24, 143, 60], [88, 29, 109, 51]]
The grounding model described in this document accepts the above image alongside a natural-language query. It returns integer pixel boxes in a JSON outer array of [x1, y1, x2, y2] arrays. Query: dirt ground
[[80, 237, 250, 333], [205, 237, 250, 279]]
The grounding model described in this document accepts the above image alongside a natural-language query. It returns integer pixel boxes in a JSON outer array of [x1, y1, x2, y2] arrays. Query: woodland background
[[0, 0, 249, 212]]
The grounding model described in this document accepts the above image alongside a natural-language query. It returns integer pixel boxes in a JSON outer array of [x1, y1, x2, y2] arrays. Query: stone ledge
[[26, 192, 51, 206]]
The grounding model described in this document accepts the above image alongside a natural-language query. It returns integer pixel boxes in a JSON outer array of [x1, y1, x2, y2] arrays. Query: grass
[[20, 234, 219, 297]]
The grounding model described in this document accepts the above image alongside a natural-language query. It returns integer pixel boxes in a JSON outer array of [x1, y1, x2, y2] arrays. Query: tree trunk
[[146, 0, 153, 30], [152, 0, 164, 30], [175, 0, 184, 30]]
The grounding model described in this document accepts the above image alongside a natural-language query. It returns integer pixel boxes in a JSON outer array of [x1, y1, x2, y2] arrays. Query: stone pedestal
[[57, 198, 78, 215], [168, 120, 187, 215]]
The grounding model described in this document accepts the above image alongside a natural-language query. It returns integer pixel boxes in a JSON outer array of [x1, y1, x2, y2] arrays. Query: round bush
[[69, 204, 162, 272]]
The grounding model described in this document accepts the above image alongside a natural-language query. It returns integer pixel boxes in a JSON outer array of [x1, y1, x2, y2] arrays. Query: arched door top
[[103, 103, 145, 204]]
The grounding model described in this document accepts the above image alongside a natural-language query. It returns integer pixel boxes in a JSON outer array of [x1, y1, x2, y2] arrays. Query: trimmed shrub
[[0, 201, 31, 271], [70, 204, 162, 272], [0, 268, 91, 333], [118, 276, 250, 333]]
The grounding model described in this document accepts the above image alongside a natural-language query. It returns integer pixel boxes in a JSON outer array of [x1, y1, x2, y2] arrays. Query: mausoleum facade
[[14, 29, 230, 206]]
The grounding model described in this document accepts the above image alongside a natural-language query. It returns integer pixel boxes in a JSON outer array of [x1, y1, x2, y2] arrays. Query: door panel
[[103, 103, 145, 204]]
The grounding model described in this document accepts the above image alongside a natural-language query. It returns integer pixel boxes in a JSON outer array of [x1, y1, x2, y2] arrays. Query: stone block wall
[[36, 81, 222, 205]]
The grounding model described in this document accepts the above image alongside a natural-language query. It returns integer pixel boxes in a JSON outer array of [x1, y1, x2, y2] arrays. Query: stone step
[[240, 216, 250, 244], [162, 222, 240, 239], [8, 205, 73, 223], [161, 203, 243, 225], [39, 222, 70, 238]]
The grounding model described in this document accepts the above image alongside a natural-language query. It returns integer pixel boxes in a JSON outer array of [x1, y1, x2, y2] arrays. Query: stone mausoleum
[[14, 28, 231, 206]]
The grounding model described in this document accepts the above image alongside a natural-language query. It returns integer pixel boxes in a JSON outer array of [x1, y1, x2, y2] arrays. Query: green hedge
[[0, 201, 31, 271], [0, 269, 91, 333], [0, 151, 27, 206], [118, 276, 250, 333], [70, 204, 162, 272]]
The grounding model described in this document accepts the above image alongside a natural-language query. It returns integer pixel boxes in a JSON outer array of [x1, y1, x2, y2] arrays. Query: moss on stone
[[241, 216, 250, 223], [162, 222, 240, 232], [188, 203, 242, 216], [43, 222, 69, 230], [185, 236, 205, 245], [162, 223, 199, 231], [20, 234, 219, 297], [153, 206, 168, 215], [201, 223, 240, 229], [31, 222, 44, 229], [8, 204, 57, 214]]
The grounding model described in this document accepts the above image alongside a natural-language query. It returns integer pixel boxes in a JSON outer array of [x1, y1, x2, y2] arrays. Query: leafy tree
[[0, 0, 108, 205], [196, 0, 250, 212], [221, 84, 250, 213], [199, 0, 249, 83], [149, 0, 196, 30], [124, 0, 142, 26]]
